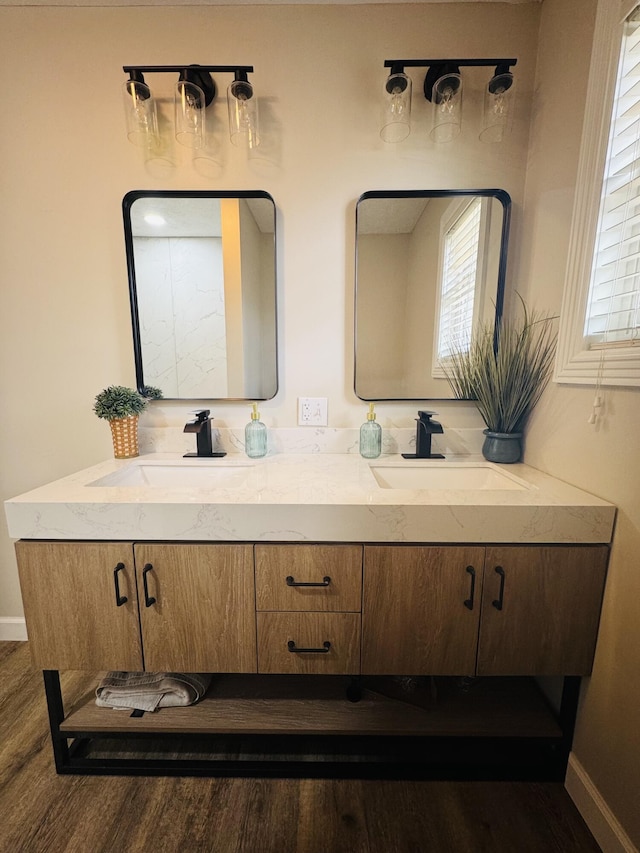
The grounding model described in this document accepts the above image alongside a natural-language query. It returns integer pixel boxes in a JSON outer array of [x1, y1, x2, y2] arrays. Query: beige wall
[[520, 0, 640, 845]]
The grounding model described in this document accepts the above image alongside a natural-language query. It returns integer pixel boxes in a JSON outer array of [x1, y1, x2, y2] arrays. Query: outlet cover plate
[[298, 397, 328, 426]]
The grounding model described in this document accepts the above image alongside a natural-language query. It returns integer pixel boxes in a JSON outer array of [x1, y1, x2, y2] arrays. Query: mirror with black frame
[[354, 189, 510, 401], [124, 190, 278, 401]]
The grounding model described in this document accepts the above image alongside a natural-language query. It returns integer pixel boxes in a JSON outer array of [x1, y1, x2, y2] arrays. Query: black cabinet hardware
[[492, 566, 506, 610], [464, 565, 476, 610], [113, 563, 128, 607], [285, 576, 331, 587], [142, 563, 156, 607], [287, 640, 331, 653]]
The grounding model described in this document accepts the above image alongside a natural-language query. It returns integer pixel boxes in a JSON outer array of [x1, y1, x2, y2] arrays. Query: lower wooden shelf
[[44, 672, 577, 778], [60, 675, 562, 739]]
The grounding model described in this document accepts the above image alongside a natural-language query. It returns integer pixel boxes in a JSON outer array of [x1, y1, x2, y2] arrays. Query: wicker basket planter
[[109, 415, 140, 459]]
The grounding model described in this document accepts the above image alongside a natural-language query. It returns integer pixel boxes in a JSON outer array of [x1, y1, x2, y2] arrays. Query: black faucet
[[183, 410, 227, 458], [402, 410, 445, 459]]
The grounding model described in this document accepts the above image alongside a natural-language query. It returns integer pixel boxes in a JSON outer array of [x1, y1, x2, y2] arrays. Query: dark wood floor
[[0, 642, 600, 853]]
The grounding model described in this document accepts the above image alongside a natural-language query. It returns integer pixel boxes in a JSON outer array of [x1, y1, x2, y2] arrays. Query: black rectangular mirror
[[124, 190, 278, 401], [354, 189, 510, 401]]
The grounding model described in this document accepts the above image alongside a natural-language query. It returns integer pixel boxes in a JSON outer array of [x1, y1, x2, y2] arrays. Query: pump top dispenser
[[245, 403, 267, 458], [359, 402, 382, 459]]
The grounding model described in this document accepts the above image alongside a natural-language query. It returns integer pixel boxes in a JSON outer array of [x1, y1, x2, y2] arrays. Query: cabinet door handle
[[285, 576, 331, 587], [113, 562, 128, 607], [287, 640, 331, 654], [492, 566, 506, 610], [464, 565, 476, 610], [142, 563, 157, 607]]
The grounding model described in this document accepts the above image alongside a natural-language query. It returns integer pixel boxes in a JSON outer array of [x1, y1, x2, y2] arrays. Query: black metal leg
[[346, 676, 362, 703], [559, 676, 582, 755], [42, 670, 70, 773]]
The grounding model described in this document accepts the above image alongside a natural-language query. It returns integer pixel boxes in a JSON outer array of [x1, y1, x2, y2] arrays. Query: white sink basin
[[370, 463, 529, 491], [89, 462, 255, 489]]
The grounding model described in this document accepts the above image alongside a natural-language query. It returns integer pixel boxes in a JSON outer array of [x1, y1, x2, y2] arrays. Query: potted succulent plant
[[93, 385, 149, 459], [443, 297, 558, 463]]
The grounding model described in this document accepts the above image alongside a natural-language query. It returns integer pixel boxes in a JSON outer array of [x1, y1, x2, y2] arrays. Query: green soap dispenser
[[245, 402, 267, 458], [359, 403, 382, 459]]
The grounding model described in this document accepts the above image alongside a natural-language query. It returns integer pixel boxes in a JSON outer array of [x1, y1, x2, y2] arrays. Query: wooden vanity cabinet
[[16, 541, 143, 671], [16, 538, 610, 779], [134, 544, 256, 673], [361, 546, 485, 675], [477, 545, 609, 675]]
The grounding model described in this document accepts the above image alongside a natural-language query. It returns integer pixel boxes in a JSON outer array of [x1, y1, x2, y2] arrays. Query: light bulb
[[480, 72, 514, 143], [123, 79, 159, 148], [228, 79, 260, 148], [175, 80, 207, 149], [380, 71, 412, 143], [430, 72, 462, 143]]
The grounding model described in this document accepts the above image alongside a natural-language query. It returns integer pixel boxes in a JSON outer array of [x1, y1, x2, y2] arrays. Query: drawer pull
[[113, 563, 128, 607], [285, 575, 331, 587], [287, 640, 331, 654], [492, 566, 506, 611], [463, 565, 476, 610], [142, 563, 157, 607]]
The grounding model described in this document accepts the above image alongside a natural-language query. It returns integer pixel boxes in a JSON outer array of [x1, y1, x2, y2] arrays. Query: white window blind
[[586, 7, 640, 347], [437, 198, 482, 360]]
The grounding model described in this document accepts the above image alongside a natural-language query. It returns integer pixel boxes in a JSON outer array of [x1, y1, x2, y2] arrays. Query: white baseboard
[[566, 753, 638, 853], [0, 617, 27, 642]]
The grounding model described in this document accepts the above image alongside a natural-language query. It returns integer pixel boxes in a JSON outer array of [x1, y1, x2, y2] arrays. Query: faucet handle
[[418, 410, 439, 421], [189, 409, 210, 422]]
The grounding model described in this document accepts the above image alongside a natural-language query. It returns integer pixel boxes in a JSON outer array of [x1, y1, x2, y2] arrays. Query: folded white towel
[[95, 671, 211, 712]]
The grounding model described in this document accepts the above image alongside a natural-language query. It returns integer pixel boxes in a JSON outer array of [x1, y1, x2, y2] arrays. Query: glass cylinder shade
[[123, 80, 159, 148], [175, 80, 207, 149], [380, 72, 412, 143], [430, 73, 462, 143], [228, 80, 260, 148], [480, 73, 514, 143]]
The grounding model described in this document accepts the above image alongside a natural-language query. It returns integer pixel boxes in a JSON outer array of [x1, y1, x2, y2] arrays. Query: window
[[586, 9, 640, 347], [436, 198, 483, 361], [556, 0, 640, 385]]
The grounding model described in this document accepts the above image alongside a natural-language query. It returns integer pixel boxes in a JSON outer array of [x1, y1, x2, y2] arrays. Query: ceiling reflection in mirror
[[354, 189, 510, 401], [124, 190, 278, 401]]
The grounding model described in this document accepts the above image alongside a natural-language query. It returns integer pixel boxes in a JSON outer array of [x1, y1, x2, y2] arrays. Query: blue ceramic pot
[[482, 430, 523, 464]]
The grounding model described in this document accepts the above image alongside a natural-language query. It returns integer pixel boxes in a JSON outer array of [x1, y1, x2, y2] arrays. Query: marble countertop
[[4, 452, 616, 544]]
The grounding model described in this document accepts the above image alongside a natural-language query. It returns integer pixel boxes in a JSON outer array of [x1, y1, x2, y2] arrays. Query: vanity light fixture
[[122, 64, 260, 150], [381, 58, 517, 143]]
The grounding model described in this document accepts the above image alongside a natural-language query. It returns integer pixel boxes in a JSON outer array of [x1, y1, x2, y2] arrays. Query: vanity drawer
[[257, 612, 361, 674], [255, 544, 362, 612]]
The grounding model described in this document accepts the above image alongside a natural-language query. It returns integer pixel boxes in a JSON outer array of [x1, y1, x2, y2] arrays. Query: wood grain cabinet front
[[255, 545, 363, 674], [361, 545, 485, 676], [254, 544, 363, 612], [477, 545, 609, 676], [257, 612, 361, 674], [15, 539, 608, 680], [134, 543, 257, 673], [16, 540, 143, 671]]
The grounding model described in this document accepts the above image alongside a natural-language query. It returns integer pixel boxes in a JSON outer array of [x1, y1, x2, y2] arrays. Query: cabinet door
[[255, 544, 362, 612], [477, 546, 608, 675], [135, 544, 256, 673], [361, 546, 484, 675], [16, 541, 142, 670]]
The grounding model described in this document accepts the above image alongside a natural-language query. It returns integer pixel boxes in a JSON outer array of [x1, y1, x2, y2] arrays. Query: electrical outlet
[[298, 397, 328, 426]]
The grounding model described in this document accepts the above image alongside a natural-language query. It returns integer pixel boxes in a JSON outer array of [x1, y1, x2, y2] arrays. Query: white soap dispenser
[[245, 402, 267, 458], [359, 402, 382, 459]]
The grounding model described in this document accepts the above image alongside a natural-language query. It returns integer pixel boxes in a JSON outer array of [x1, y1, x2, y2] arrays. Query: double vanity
[[6, 450, 615, 779]]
